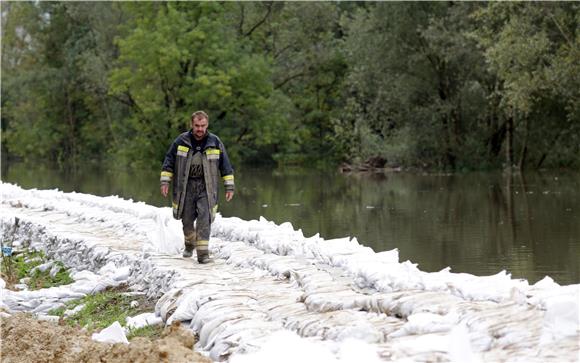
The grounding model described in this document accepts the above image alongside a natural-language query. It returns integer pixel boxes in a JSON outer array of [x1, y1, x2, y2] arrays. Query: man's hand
[[225, 191, 234, 202], [160, 184, 169, 197]]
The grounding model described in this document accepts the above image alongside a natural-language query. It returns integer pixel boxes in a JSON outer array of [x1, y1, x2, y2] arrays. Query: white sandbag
[[91, 321, 129, 344], [540, 291, 580, 344], [145, 208, 183, 255], [126, 312, 163, 330], [229, 330, 337, 363]]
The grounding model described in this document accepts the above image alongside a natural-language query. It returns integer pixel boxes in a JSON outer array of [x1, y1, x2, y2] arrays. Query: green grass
[[48, 285, 161, 340], [2, 249, 161, 340], [127, 324, 165, 340], [1, 249, 73, 289], [29, 260, 74, 289]]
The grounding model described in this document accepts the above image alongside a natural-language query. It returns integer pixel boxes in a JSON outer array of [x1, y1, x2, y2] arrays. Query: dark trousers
[[181, 177, 210, 255]]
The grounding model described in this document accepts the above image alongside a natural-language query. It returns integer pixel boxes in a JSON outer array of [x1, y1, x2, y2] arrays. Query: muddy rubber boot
[[197, 251, 213, 264], [183, 231, 196, 258], [182, 245, 194, 258]]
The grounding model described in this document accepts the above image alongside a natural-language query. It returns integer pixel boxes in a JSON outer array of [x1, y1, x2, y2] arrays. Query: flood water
[[2, 162, 579, 285]]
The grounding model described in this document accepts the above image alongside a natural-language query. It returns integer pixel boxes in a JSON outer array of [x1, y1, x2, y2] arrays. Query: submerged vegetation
[[1, 2, 578, 171]]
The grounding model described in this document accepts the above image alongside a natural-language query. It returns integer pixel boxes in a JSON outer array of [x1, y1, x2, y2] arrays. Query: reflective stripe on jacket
[[160, 131, 234, 220]]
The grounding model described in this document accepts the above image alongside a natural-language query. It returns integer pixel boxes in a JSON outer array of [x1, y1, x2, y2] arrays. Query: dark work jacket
[[160, 131, 234, 220]]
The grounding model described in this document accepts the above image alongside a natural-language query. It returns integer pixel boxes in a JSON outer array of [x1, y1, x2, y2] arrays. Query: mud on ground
[[0, 314, 211, 363]]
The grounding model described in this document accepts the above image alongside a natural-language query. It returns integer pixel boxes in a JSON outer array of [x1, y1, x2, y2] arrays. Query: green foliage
[[49, 286, 155, 335], [338, 2, 490, 169], [1, 2, 125, 165], [473, 2, 580, 168], [2, 2, 578, 171], [62, 291, 132, 330], [1, 250, 42, 287], [241, 2, 349, 165], [126, 324, 164, 340], [108, 2, 292, 167], [28, 260, 73, 289], [0, 250, 73, 289]]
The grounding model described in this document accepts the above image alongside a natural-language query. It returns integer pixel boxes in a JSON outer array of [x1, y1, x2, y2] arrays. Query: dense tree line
[[2, 2, 578, 170]]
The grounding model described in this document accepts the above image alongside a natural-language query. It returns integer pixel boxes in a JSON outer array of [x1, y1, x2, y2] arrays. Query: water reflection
[[2, 162, 579, 285]]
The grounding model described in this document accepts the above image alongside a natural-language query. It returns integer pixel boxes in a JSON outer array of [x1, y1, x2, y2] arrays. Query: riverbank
[[0, 248, 210, 362]]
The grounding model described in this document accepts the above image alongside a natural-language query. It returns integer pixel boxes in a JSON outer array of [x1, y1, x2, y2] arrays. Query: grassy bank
[[49, 285, 163, 339], [1, 249, 73, 290], [1, 248, 162, 340]]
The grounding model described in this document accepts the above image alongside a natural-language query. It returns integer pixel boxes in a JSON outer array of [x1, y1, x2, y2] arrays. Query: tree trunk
[[505, 115, 514, 169], [505, 170, 516, 243], [451, 105, 461, 165], [518, 117, 529, 172], [488, 120, 506, 158], [65, 88, 77, 169]]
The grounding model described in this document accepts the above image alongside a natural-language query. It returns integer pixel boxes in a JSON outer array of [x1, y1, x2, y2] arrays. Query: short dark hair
[[191, 110, 209, 122]]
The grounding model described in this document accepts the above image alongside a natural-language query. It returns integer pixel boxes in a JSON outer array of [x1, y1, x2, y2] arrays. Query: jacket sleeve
[[218, 139, 235, 192], [160, 139, 178, 185]]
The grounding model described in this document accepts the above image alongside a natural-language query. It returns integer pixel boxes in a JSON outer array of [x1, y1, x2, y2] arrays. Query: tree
[[2, 2, 577, 171], [339, 2, 489, 169], [2, 2, 126, 166], [474, 2, 579, 169], [108, 2, 292, 167], [231, 2, 348, 165]]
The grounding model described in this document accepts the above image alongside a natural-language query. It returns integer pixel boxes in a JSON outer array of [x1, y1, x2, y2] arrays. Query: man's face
[[192, 116, 208, 140]]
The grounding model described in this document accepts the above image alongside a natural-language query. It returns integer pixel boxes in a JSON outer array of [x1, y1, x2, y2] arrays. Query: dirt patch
[[1, 314, 211, 363]]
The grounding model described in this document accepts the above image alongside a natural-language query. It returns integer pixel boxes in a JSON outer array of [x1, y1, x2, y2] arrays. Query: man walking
[[160, 111, 234, 263]]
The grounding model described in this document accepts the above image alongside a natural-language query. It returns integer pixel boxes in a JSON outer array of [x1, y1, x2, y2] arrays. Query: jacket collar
[[186, 130, 217, 150]]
